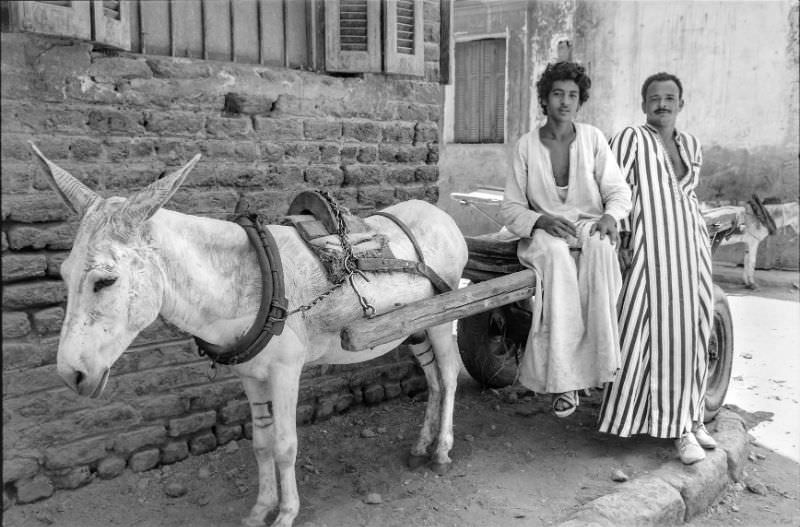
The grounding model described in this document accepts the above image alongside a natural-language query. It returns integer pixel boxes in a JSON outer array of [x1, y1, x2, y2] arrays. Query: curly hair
[[536, 62, 591, 115], [641, 72, 683, 101]]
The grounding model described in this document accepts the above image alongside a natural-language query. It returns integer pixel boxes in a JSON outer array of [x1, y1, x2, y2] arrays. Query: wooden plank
[[171, 0, 203, 58], [92, 0, 131, 50], [232, 0, 259, 63], [139, 0, 170, 56], [258, 0, 284, 66], [340, 269, 536, 351], [495, 42, 506, 142], [305, 0, 324, 70], [203, 0, 231, 61], [439, 0, 451, 84], [464, 231, 519, 257], [481, 40, 496, 141], [10, 0, 91, 41], [130, 0, 141, 52], [285, 0, 308, 68]]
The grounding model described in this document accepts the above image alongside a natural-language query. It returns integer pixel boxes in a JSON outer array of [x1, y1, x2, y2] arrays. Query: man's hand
[[534, 215, 577, 239], [590, 214, 618, 244]]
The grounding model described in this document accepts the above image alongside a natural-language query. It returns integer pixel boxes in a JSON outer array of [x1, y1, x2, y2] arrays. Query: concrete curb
[[557, 409, 749, 526]]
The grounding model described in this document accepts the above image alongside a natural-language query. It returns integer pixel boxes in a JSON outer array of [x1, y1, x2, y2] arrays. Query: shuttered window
[[5, 1, 92, 42], [92, 0, 130, 49], [3, 0, 431, 76], [4, 0, 129, 49], [454, 39, 506, 144], [325, 0, 381, 72], [103, 1, 121, 20], [383, 0, 423, 75]]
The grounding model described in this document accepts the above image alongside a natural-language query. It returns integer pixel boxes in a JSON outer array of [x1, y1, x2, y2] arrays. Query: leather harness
[[194, 213, 288, 366], [364, 211, 454, 294], [195, 202, 452, 366]]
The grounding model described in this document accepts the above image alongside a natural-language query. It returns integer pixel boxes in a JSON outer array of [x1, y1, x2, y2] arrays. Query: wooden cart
[[341, 190, 739, 422], [451, 189, 739, 422]]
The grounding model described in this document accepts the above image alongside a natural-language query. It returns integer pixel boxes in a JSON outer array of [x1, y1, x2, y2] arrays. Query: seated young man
[[499, 62, 631, 417]]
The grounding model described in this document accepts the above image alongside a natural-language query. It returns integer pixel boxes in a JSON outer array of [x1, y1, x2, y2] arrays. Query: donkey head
[[30, 143, 200, 397]]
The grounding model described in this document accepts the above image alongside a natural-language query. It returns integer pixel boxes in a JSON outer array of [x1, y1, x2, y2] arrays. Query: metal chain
[[275, 281, 346, 321], [317, 190, 376, 318], [272, 191, 376, 321]]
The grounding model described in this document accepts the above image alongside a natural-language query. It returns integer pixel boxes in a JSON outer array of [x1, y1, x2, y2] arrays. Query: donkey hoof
[[429, 461, 452, 476], [406, 453, 428, 470]]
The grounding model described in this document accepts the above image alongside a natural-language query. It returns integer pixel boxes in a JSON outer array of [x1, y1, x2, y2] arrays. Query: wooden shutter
[[7, 1, 92, 41], [92, 0, 131, 50], [384, 0, 423, 76], [325, 0, 380, 73], [454, 39, 506, 143], [481, 39, 504, 142], [439, 0, 452, 84], [455, 41, 480, 143]]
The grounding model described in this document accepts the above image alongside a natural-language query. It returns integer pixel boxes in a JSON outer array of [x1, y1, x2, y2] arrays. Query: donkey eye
[[93, 277, 117, 293]]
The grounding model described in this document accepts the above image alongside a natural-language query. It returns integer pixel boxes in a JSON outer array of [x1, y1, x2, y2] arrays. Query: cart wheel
[[457, 304, 531, 388], [704, 284, 734, 422]]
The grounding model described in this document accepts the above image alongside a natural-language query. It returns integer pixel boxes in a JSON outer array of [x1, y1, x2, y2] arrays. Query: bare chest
[[541, 138, 571, 187], [663, 140, 688, 179]]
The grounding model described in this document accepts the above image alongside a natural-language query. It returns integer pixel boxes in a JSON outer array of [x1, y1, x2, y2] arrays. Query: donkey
[[30, 144, 468, 527], [717, 201, 799, 288]]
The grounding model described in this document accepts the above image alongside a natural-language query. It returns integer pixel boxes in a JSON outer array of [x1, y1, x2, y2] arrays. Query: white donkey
[[30, 144, 467, 527], [717, 202, 799, 288]]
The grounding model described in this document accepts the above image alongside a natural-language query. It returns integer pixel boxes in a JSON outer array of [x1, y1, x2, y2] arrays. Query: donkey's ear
[[122, 154, 201, 225], [29, 142, 100, 216]]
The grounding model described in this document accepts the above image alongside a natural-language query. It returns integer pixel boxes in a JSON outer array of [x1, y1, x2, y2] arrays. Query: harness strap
[[194, 214, 288, 365], [748, 194, 777, 235], [371, 211, 453, 294]]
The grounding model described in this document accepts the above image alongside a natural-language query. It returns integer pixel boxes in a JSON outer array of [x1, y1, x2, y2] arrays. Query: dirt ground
[[4, 282, 798, 527]]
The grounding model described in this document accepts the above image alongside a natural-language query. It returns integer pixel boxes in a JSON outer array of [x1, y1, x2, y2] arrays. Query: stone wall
[[1, 25, 442, 507]]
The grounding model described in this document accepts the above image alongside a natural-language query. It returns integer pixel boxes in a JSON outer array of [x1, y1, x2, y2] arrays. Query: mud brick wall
[[1, 27, 442, 508]]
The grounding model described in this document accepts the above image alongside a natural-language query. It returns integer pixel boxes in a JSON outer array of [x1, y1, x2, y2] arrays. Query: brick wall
[[1, 27, 442, 507]]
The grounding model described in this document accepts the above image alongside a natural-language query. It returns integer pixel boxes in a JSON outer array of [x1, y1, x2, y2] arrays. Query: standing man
[[598, 72, 718, 464], [500, 62, 631, 418]]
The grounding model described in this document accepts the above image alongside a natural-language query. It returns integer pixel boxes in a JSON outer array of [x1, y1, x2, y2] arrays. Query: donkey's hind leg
[[426, 322, 460, 474], [407, 333, 442, 469]]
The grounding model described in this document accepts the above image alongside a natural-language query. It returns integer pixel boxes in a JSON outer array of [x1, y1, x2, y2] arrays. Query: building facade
[[1, 0, 450, 506]]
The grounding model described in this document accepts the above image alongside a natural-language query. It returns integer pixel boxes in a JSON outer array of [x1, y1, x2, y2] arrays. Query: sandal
[[552, 391, 579, 418]]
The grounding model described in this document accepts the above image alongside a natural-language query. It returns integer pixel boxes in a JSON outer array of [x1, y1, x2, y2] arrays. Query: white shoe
[[676, 432, 706, 465], [692, 423, 717, 450]]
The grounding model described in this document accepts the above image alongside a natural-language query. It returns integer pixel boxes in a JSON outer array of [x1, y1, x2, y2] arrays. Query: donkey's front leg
[[241, 377, 279, 527], [267, 360, 303, 527]]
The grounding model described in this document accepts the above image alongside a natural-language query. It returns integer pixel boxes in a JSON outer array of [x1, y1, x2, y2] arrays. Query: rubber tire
[[704, 284, 734, 422], [457, 304, 531, 388]]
